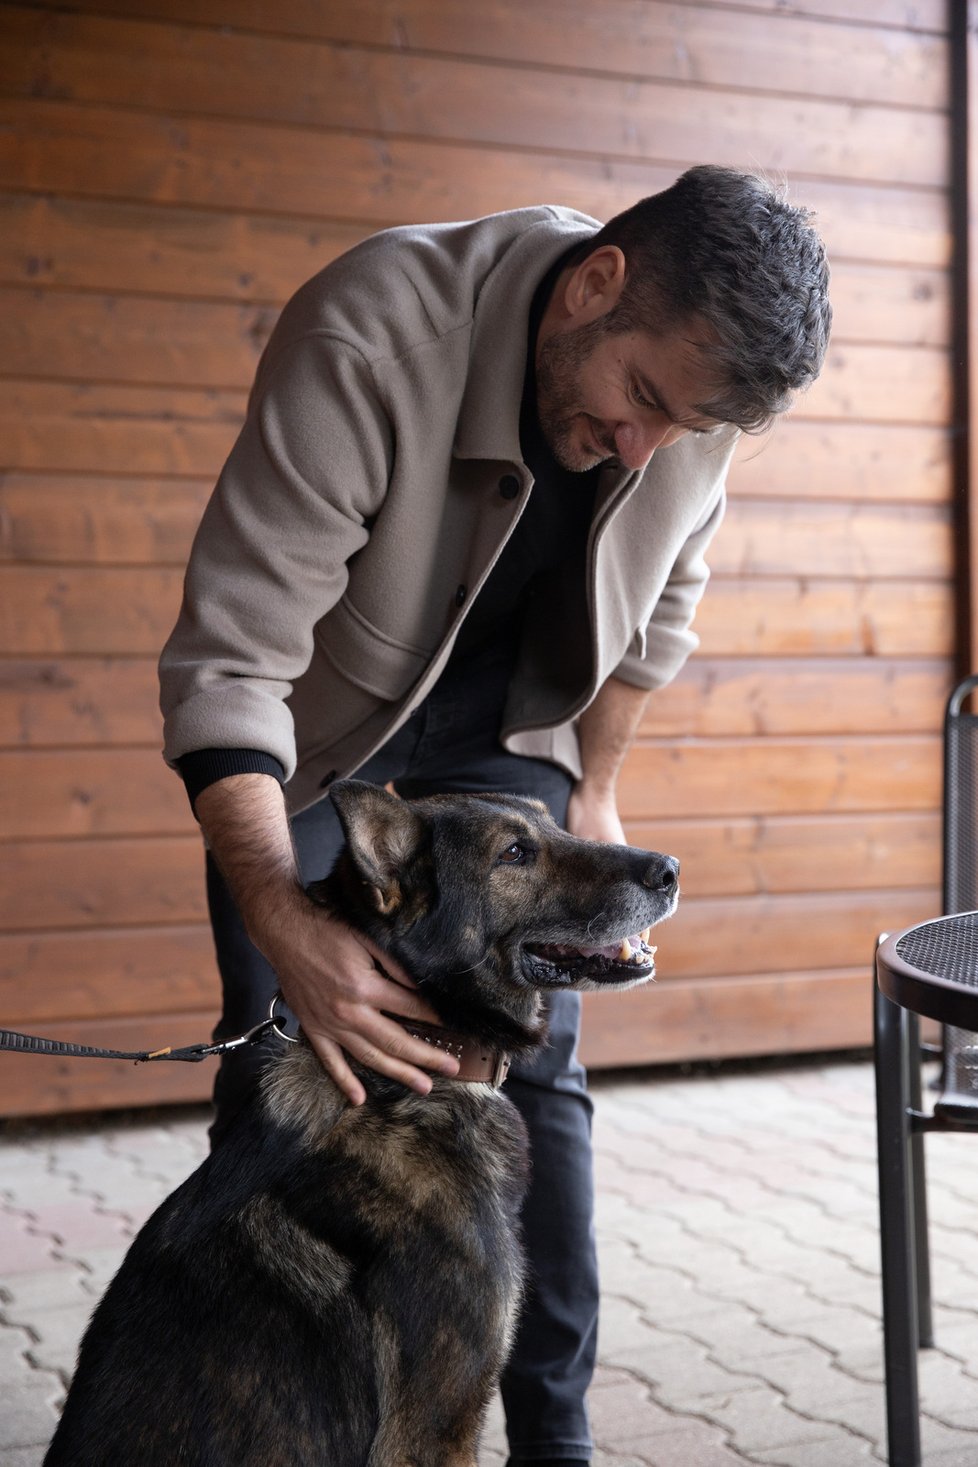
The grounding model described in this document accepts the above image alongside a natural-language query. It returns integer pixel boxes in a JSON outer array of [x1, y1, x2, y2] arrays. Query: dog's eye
[[498, 843, 527, 865]]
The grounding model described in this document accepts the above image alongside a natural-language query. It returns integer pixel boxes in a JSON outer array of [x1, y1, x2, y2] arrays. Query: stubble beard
[[535, 319, 616, 473]]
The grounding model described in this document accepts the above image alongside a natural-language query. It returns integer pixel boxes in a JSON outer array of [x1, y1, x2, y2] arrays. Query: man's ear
[[562, 244, 626, 324], [328, 781, 426, 914]]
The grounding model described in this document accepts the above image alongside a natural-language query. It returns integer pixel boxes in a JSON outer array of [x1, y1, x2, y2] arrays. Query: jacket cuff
[[176, 748, 285, 818]]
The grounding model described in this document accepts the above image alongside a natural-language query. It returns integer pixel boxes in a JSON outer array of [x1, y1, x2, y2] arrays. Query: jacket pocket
[[318, 594, 431, 701], [288, 596, 432, 762]]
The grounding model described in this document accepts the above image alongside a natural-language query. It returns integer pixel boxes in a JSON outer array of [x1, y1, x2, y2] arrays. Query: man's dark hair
[[585, 165, 831, 433]]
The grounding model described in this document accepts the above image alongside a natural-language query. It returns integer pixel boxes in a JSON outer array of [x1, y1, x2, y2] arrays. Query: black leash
[[0, 999, 297, 1066]]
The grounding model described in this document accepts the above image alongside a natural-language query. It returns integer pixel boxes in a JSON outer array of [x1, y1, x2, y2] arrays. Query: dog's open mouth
[[522, 929, 658, 986]]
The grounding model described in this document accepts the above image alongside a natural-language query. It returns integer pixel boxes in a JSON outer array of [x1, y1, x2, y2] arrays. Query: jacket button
[[319, 768, 338, 788], [455, 584, 467, 607], [499, 474, 520, 500]]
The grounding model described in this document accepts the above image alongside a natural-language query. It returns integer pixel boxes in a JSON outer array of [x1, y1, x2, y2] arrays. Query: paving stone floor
[[2, 1054, 977, 1466]]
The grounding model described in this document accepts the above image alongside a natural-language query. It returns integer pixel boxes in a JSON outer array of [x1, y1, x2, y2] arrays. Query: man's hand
[[572, 675, 651, 846], [196, 774, 459, 1105], [566, 781, 627, 846], [248, 885, 459, 1106]]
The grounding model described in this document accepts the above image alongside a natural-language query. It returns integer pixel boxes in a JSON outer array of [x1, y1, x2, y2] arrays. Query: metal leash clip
[[200, 996, 299, 1058], [267, 992, 301, 1044]]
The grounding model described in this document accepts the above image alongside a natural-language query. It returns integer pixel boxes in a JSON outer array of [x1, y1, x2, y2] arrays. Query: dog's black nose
[[642, 854, 680, 894]]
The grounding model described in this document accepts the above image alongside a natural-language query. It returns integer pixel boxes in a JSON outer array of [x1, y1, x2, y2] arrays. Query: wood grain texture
[[710, 500, 951, 579], [0, 96, 948, 222], [0, 657, 162, 747], [656, 888, 940, 979], [0, 836, 206, 930], [579, 969, 876, 1070], [0, 748, 194, 838], [0, 0, 957, 1110], [703, 0, 945, 30], [0, 287, 275, 390], [0, 474, 210, 564], [0, 380, 245, 475], [15, 0, 948, 97], [639, 658, 951, 737], [728, 422, 951, 504], [0, 193, 370, 300], [696, 579, 954, 657], [0, 923, 218, 1021], [828, 261, 948, 347], [624, 811, 941, 897], [1, 8, 948, 187], [794, 343, 950, 425], [619, 736, 941, 818], [0, 567, 185, 654]]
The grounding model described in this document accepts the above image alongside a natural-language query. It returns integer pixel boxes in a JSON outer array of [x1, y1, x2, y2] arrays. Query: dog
[[43, 780, 679, 1467]]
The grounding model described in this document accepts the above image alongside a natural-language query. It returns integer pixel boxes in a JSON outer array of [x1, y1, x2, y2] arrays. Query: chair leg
[[906, 1011, 934, 1349], [874, 976, 923, 1467]]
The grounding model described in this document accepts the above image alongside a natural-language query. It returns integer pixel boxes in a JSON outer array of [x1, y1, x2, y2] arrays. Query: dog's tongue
[[574, 941, 633, 959]]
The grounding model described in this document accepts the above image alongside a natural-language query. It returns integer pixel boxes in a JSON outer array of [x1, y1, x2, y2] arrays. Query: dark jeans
[[204, 648, 596, 1461]]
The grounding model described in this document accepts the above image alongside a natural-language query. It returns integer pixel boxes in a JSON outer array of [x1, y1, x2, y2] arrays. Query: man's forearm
[[568, 676, 650, 844], [194, 773, 304, 944], [577, 676, 651, 796]]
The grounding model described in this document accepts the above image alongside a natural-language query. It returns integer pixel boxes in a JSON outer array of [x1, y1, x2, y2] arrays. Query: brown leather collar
[[393, 1017, 510, 1088]]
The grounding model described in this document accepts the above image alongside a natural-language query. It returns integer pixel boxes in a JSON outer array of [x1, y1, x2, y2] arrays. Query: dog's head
[[313, 781, 678, 1045]]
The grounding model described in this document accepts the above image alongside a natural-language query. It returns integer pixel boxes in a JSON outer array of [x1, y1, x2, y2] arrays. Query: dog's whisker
[[451, 954, 492, 976]]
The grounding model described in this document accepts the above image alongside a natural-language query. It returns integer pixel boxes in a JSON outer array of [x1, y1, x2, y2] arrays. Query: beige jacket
[[160, 207, 737, 814]]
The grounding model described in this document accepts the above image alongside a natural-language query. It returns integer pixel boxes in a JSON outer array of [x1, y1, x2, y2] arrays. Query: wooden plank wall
[[0, 0, 953, 1115]]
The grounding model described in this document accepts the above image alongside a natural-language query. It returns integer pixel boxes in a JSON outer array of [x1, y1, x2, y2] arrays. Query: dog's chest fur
[[260, 1044, 530, 1295], [46, 1047, 531, 1467], [244, 1048, 533, 1463]]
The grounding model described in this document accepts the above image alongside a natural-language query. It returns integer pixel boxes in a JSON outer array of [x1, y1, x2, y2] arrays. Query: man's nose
[[613, 417, 687, 470]]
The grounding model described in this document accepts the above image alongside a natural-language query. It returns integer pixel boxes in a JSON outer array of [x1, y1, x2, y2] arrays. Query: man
[[159, 165, 831, 1466]]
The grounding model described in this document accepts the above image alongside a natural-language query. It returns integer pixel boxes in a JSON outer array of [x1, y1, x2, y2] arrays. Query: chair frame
[[874, 672, 978, 1466], [874, 964, 928, 1467]]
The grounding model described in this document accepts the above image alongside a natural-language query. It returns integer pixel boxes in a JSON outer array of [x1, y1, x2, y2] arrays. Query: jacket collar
[[452, 209, 601, 466]]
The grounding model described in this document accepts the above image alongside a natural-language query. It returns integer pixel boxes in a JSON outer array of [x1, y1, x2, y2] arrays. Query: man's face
[[536, 316, 726, 474]]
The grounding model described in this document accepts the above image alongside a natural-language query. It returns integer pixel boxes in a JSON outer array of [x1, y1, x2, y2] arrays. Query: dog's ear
[[329, 780, 425, 914]]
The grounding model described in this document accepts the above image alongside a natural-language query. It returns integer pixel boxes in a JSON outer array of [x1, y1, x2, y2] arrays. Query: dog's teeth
[[619, 938, 633, 962], [641, 927, 651, 944]]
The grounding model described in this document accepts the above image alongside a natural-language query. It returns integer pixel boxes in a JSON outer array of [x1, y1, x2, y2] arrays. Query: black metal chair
[[874, 673, 978, 1466]]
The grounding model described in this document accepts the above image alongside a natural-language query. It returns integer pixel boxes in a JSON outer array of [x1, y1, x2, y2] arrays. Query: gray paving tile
[[0, 1375, 62, 1452], [1, 1057, 976, 1464]]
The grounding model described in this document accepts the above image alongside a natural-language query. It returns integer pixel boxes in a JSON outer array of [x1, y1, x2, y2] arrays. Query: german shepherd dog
[[44, 781, 679, 1467]]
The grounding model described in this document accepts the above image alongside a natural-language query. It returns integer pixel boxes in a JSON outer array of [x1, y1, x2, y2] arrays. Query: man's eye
[[631, 382, 657, 410], [498, 843, 527, 865]]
